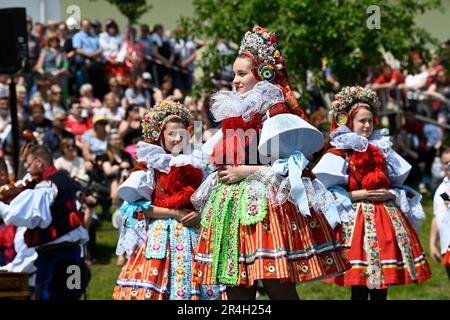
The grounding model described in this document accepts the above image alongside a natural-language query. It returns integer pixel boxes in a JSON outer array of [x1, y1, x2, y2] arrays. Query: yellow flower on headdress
[[274, 50, 280, 58]]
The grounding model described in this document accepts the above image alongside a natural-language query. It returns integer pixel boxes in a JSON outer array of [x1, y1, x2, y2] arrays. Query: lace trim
[[389, 186, 425, 232], [115, 201, 151, 258], [137, 141, 207, 172], [330, 126, 368, 151], [210, 81, 284, 122], [329, 186, 356, 224], [168, 145, 209, 170], [193, 167, 338, 225]]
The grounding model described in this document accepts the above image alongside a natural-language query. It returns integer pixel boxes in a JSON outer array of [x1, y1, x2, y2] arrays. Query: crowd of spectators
[[0, 16, 206, 266]]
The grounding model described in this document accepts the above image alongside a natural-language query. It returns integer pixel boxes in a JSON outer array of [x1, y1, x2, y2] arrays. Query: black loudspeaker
[[0, 7, 29, 74]]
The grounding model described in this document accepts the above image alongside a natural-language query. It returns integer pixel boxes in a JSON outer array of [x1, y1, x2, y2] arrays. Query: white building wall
[[0, 0, 61, 24]]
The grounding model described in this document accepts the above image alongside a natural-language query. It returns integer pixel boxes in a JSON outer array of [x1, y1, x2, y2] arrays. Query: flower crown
[[239, 26, 285, 71], [142, 100, 192, 143], [331, 86, 381, 126]]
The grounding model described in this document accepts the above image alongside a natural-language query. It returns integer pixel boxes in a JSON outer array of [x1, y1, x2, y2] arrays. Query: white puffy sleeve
[[0, 181, 57, 229], [0, 227, 37, 273], [312, 153, 348, 189], [386, 150, 412, 187], [117, 169, 155, 202], [116, 168, 155, 257], [389, 185, 425, 233]]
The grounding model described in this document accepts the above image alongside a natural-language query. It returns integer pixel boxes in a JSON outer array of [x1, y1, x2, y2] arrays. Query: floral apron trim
[[361, 202, 383, 289], [240, 180, 268, 226], [217, 183, 245, 284], [169, 221, 192, 300], [384, 203, 418, 281], [201, 178, 270, 285], [145, 219, 169, 259]]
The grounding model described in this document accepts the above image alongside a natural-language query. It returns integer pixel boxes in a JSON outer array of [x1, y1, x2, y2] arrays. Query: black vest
[[24, 171, 83, 247]]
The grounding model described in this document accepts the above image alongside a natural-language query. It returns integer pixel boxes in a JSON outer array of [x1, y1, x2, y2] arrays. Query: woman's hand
[[171, 208, 189, 222], [350, 189, 395, 202], [180, 210, 201, 227], [430, 245, 442, 264], [218, 165, 255, 184], [366, 189, 395, 202]]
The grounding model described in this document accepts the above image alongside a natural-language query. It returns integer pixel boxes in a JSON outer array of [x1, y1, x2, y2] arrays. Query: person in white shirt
[[431, 147, 450, 280], [0, 145, 89, 299]]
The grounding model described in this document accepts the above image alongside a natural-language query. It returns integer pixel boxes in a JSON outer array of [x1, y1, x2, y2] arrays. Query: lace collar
[[209, 81, 284, 122], [330, 126, 391, 153], [136, 141, 209, 173]]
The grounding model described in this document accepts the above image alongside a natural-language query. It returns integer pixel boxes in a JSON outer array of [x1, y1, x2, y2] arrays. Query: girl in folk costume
[[191, 26, 350, 300], [112, 100, 226, 300], [313, 86, 432, 300]]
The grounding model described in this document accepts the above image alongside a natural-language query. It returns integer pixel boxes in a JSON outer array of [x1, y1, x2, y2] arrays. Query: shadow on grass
[[92, 242, 116, 265]]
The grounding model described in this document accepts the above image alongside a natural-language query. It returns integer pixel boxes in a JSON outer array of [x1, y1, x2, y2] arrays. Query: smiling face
[[351, 107, 374, 138], [161, 121, 188, 154], [232, 56, 260, 95]]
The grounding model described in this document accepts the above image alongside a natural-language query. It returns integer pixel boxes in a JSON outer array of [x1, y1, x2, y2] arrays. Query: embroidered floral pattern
[[169, 222, 190, 300], [361, 202, 383, 289], [219, 184, 244, 284], [240, 179, 268, 226], [145, 219, 168, 259], [340, 203, 360, 247], [384, 203, 418, 281]]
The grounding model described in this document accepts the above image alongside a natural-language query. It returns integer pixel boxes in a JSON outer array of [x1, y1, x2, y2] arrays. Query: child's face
[[352, 108, 374, 138], [161, 121, 188, 154], [232, 57, 259, 95]]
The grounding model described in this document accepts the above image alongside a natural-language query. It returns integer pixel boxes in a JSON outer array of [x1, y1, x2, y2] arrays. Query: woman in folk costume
[[191, 26, 350, 300], [313, 86, 432, 300], [112, 100, 226, 300]]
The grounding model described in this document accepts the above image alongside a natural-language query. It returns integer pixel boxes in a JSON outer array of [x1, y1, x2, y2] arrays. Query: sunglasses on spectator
[[52, 91, 63, 94]]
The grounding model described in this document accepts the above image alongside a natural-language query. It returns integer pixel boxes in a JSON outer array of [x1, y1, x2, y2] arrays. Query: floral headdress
[[239, 26, 285, 81], [331, 86, 381, 127], [142, 100, 192, 144], [239, 26, 308, 120]]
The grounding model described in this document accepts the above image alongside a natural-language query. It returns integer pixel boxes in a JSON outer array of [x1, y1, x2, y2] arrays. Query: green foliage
[[186, 0, 442, 93], [91, 0, 152, 25]]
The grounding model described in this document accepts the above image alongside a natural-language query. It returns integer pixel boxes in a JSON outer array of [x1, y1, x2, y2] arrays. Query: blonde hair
[[79, 83, 93, 96]]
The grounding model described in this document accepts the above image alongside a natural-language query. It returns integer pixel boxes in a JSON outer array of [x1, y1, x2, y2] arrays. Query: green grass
[[86, 197, 450, 300]]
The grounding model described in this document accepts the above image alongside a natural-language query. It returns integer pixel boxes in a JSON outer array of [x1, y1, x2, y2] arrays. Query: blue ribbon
[[272, 150, 311, 216], [120, 200, 152, 228]]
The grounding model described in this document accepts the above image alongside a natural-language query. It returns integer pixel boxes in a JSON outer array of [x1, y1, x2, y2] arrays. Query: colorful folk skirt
[[113, 219, 226, 300], [192, 180, 351, 287], [326, 201, 431, 288]]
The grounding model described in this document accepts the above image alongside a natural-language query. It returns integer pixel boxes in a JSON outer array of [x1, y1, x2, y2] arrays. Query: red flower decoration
[[269, 34, 278, 43]]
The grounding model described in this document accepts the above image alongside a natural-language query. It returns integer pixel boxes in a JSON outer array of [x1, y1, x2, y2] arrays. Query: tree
[[92, 0, 152, 25], [186, 0, 442, 94]]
